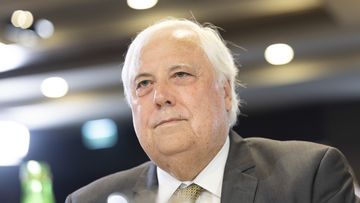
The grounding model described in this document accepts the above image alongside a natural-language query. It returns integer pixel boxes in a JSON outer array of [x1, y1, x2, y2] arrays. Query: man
[[66, 18, 359, 203]]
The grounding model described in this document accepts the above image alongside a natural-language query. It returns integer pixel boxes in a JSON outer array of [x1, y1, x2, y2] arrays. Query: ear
[[223, 80, 232, 112]]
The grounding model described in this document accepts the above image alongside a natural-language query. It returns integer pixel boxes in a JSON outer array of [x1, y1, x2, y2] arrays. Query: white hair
[[121, 18, 240, 127]]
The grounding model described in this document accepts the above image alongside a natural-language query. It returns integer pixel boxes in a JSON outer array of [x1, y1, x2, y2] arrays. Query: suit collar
[[221, 130, 258, 203], [132, 162, 158, 203]]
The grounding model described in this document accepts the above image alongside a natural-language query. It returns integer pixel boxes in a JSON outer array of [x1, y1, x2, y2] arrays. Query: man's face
[[129, 28, 232, 170]]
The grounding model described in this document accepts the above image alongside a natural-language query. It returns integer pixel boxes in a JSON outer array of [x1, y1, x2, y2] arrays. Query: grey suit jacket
[[66, 131, 359, 203]]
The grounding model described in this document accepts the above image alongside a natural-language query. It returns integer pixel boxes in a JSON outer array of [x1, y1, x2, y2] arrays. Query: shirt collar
[[157, 166, 182, 203], [156, 136, 230, 202]]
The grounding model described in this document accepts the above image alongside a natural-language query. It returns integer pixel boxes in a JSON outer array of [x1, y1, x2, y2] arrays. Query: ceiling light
[[265, 43, 294, 65], [41, 77, 69, 98], [0, 121, 30, 166], [35, 19, 54, 39], [11, 10, 34, 29], [0, 43, 27, 73], [11, 10, 23, 27], [127, 0, 158, 10]]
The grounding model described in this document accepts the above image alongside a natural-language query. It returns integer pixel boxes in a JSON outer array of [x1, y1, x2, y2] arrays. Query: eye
[[173, 71, 191, 78], [136, 80, 153, 89], [171, 71, 196, 85]]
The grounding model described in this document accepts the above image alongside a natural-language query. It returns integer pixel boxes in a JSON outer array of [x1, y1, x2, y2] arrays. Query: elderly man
[[66, 18, 359, 203]]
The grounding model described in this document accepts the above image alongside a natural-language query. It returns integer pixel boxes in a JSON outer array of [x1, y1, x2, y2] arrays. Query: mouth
[[154, 118, 186, 128]]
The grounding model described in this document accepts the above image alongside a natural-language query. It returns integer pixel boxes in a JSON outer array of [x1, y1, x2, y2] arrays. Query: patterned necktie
[[169, 183, 204, 203]]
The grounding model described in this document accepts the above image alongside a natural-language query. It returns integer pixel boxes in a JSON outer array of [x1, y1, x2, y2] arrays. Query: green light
[[20, 160, 55, 203]]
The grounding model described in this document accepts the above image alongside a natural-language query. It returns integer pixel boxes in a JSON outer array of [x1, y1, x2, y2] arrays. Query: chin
[[156, 140, 193, 156]]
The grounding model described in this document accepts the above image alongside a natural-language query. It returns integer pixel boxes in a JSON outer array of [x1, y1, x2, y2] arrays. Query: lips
[[154, 118, 186, 128]]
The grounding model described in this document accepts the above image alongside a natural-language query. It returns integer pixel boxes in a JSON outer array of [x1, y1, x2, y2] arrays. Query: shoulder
[[66, 161, 153, 203], [243, 136, 347, 175], [79, 161, 152, 190], [245, 136, 331, 159], [232, 135, 357, 202]]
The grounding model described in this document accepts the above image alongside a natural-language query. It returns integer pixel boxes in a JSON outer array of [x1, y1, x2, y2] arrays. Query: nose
[[153, 83, 175, 108]]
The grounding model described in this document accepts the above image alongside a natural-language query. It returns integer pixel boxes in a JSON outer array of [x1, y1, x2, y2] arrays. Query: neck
[[158, 142, 223, 181]]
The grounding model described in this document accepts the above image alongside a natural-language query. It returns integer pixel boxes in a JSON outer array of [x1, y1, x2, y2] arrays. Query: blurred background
[[0, 0, 360, 202]]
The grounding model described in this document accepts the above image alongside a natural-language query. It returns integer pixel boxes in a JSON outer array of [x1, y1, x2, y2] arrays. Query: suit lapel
[[129, 131, 258, 203], [221, 131, 258, 203], [132, 162, 158, 203]]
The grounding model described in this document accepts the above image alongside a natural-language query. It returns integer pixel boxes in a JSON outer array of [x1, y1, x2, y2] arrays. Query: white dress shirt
[[156, 136, 230, 203]]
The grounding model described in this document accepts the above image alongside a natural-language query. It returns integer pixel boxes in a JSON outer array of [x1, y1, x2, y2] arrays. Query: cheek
[[184, 85, 224, 126], [132, 102, 151, 133], [132, 104, 155, 150], [192, 82, 223, 109]]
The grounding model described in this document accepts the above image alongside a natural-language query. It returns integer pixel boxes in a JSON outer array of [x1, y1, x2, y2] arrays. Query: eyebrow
[[169, 63, 192, 72]]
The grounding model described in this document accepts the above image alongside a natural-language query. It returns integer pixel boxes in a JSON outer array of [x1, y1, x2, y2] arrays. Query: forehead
[[138, 27, 206, 68]]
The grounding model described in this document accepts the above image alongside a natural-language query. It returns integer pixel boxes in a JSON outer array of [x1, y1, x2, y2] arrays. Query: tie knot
[[170, 183, 204, 203]]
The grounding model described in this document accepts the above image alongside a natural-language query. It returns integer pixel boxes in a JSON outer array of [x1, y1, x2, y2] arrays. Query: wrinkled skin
[[129, 27, 232, 181]]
